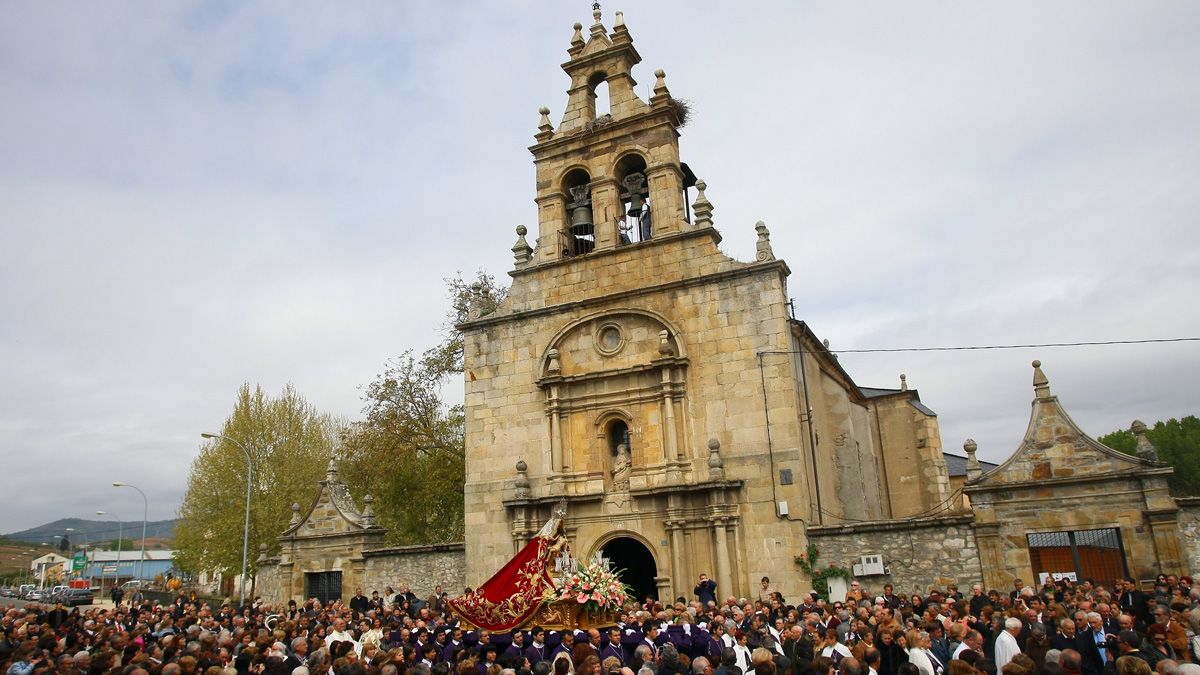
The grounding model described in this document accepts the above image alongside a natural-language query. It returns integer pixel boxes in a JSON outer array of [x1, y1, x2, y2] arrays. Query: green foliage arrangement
[[794, 543, 853, 599]]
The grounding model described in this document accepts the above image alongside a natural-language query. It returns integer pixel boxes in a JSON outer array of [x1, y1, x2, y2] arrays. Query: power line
[[763, 336, 1200, 356]]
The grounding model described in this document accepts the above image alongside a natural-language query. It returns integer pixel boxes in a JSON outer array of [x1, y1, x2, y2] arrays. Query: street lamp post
[[200, 432, 254, 609], [96, 510, 123, 593], [112, 482, 148, 585]]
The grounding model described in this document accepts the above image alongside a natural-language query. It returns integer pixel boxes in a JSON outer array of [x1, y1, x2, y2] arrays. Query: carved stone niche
[[537, 310, 689, 484]]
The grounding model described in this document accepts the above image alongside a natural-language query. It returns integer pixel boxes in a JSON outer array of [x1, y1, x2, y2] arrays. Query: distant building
[[81, 550, 176, 589]]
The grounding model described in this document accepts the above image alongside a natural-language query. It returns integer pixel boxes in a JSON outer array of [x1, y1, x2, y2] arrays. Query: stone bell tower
[[528, 6, 695, 263], [459, 6, 814, 604]]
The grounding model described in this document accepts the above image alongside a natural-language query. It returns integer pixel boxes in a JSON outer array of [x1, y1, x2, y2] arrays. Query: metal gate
[[1027, 528, 1128, 584], [305, 571, 343, 605]]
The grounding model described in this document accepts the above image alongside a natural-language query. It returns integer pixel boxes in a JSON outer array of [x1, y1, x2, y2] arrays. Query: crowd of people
[[4, 572, 1200, 675]]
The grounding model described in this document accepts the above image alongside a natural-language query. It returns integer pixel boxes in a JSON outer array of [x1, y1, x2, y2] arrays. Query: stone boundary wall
[[255, 557, 281, 604], [363, 543, 466, 599], [1176, 498, 1200, 575], [806, 514, 981, 596]]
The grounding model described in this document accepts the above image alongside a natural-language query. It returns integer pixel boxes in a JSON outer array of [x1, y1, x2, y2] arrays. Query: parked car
[[25, 589, 48, 601], [18, 584, 35, 597], [60, 588, 94, 607]]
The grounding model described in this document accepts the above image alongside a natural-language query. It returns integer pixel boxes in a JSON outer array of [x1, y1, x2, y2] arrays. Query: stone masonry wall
[[1176, 499, 1200, 575], [255, 558, 281, 604], [362, 543, 466, 599], [806, 514, 981, 596]]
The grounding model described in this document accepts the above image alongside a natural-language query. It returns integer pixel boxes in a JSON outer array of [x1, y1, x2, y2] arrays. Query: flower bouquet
[[544, 559, 633, 616]]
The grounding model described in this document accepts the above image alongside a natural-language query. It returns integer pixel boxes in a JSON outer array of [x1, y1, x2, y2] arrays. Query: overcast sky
[[2, 2, 1198, 535]]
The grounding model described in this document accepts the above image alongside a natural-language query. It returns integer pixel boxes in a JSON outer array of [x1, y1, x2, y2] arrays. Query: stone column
[[662, 368, 679, 463], [590, 178, 621, 251], [1146, 509, 1184, 574], [655, 576, 673, 604], [712, 517, 733, 600], [666, 520, 685, 599]]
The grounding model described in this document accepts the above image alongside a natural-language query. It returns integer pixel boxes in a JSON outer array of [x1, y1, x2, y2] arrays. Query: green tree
[[1099, 415, 1200, 495], [174, 384, 339, 578], [339, 271, 506, 545]]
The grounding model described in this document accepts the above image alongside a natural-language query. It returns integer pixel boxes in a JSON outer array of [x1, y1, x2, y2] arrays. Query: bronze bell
[[570, 203, 593, 235], [627, 192, 644, 216]]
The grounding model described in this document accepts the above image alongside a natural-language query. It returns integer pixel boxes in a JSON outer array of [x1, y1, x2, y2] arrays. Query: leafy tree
[[174, 384, 339, 578], [419, 271, 508, 376], [1099, 415, 1200, 495], [339, 271, 506, 545]]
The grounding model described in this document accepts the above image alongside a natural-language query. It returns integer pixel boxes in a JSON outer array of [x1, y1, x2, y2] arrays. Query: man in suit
[[696, 574, 718, 606], [1119, 578, 1152, 627], [349, 588, 371, 616], [284, 638, 307, 673]]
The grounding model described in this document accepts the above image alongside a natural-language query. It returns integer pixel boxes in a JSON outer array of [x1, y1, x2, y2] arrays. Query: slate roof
[[944, 452, 999, 477], [859, 387, 938, 417]]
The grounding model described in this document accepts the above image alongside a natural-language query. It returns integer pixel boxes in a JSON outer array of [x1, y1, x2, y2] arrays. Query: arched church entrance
[[600, 536, 658, 603]]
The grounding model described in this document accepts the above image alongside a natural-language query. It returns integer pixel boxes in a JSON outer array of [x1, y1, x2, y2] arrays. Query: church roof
[[859, 386, 938, 417], [943, 452, 998, 477]]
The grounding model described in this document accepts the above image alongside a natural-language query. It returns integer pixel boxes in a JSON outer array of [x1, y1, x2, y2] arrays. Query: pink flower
[[582, 583, 592, 591], [577, 592, 588, 603]]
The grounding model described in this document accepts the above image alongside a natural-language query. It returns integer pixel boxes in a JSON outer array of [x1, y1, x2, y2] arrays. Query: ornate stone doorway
[[601, 537, 658, 602]]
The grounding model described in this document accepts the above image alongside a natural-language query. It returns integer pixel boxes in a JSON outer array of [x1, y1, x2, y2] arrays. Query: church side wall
[[805, 515, 981, 596]]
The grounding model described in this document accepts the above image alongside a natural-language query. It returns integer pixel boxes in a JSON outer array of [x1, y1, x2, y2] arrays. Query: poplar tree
[[174, 384, 338, 578]]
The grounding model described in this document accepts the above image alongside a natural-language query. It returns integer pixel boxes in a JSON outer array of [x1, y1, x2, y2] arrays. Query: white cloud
[[1, 1, 1198, 531]]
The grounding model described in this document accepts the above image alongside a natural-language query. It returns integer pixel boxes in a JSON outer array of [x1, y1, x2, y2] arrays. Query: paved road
[[0, 594, 116, 610]]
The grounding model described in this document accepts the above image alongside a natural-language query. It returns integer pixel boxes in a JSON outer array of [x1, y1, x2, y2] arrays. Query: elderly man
[[995, 617, 1023, 668]]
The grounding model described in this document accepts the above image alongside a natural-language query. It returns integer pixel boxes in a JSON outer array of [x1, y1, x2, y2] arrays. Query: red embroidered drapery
[[447, 535, 558, 631]]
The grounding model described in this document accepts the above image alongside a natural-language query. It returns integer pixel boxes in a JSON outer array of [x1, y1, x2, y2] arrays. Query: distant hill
[[4, 518, 177, 545]]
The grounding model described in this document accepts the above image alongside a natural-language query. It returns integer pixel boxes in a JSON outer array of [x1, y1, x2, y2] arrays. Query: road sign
[[72, 551, 87, 572], [102, 566, 118, 574]]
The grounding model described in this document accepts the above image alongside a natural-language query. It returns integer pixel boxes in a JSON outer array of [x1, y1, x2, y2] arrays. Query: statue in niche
[[610, 443, 631, 492]]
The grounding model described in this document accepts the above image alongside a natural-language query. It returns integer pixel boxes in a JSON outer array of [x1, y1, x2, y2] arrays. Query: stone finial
[[569, 22, 585, 54], [754, 221, 775, 261], [1032, 359, 1051, 400], [658, 329, 674, 356], [1131, 420, 1160, 463], [653, 68, 669, 97], [257, 542, 269, 562], [536, 106, 554, 141], [326, 458, 339, 481], [512, 225, 533, 266], [289, 502, 302, 527], [546, 348, 561, 375], [900, 374, 908, 391], [589, 4, 607, 41], [514, 460, 531, 499], [362, 495, 377, 527], [964, 439, 982, 482], [692, 179, 714, 228], [707, 438, 725, 480], [823, 338, 839, 360]]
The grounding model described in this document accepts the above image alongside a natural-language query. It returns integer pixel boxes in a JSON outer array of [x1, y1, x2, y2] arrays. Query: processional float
[[447, 501, 629, 632]]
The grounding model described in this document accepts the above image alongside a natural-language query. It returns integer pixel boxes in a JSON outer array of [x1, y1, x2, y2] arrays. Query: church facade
[[457, 7, 953, 603]]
